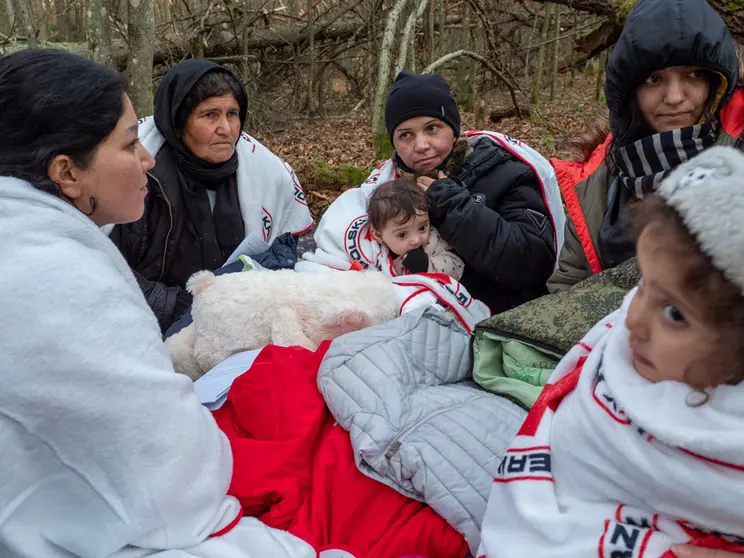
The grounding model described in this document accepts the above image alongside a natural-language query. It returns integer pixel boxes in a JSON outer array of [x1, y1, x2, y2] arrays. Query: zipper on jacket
[[384, 394, 491, 459], [147, 171, 174, 283]]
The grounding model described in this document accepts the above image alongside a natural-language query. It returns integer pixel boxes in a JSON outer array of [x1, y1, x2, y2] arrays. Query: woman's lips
[[416, 157, 438, 167], [659, 111, 690, 120]]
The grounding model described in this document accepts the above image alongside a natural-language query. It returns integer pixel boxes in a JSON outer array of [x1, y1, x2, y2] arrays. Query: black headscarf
[[153, 59, 248, 276]]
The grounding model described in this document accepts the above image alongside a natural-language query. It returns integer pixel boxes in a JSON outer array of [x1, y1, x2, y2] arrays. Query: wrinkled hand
[[671, 545, 744, 557], [416, 171, 447, 191]]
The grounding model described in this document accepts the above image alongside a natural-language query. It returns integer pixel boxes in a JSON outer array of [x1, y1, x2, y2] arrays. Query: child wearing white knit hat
[[478, 145, 744, 557]]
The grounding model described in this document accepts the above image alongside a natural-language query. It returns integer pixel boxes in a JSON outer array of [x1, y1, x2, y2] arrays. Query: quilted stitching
[[318, 307, 528, 553]]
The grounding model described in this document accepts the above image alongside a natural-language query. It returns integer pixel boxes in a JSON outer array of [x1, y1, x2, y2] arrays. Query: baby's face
[[625, 226, 718, 385], [377, 212, 431, 257]]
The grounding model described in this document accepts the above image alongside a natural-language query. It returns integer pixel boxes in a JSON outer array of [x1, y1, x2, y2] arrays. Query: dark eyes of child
[[663, 304, 686, 324]]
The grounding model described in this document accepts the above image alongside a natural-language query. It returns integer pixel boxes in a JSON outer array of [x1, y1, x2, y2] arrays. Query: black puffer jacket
[[426, 137, 556, 314]]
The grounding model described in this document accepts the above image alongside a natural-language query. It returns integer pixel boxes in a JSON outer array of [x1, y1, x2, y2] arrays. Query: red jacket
[[213, 344, 469, 558]]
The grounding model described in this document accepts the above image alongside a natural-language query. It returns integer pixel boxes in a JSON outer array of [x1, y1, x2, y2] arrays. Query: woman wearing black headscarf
[[111, 60, 312, 332]]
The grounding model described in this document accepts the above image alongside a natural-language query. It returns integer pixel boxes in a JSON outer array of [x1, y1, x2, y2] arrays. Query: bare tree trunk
[[395, 0, 427, 76], [456, 2, 470, 109], [87, 0, 114, 67], [38, 0, 48, 41], [425, 0, 434, 64], [13, 0, 38, 46], [523, 9, 538, 80], [126, 0, 155, 116], [595, 48, 607, 102], [569, 8, 577, 85], [530, 3, 551, 107], [437, 0, 444, 57], [306, 0, 317, 115], [372, 0, 410, 158], [1, 0, 15, 35], [549, 4, 561, 101]]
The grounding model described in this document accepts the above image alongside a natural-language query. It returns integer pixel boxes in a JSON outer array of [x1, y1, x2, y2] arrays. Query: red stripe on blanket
[[680, 448, 744, 472], [638, 529, 653, 558], [292, 222, 315, 236], [598, 519, 610, 558], [493, 475, 553, 483], [592, 389, 631, 425], [209, 509, 244, 538], [399, 288, 429, 315], [506, 446, 551, 453], [517, 363, 583, 437]]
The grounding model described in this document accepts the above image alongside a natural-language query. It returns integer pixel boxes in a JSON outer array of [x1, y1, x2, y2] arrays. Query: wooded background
[[2, 0, 743, 213]]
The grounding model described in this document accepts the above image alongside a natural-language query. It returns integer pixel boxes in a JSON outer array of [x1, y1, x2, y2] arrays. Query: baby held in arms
[[368, 179, 464, 279], [478, 146, 744, 558]]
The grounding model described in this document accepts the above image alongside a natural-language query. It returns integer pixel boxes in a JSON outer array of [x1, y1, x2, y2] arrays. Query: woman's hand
[[416, 171, 447, 191], [671, 545, 744, 557]]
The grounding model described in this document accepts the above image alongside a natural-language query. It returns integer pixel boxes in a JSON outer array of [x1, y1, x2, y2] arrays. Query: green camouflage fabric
[[472, 257, 640, 407]]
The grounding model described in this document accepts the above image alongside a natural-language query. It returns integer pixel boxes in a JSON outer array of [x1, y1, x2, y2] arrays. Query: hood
[[153, 59, 248, 153], [605, 0, 738, 141]]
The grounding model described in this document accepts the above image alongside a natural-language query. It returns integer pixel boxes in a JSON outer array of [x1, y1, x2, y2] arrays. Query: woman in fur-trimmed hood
[[548, 0, 744, 293]]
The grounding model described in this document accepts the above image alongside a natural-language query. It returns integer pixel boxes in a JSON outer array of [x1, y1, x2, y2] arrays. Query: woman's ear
[[47, 154, 84, 200]]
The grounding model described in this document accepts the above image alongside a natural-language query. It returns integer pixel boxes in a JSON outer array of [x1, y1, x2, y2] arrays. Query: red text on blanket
[[345, 216, 370, 269], [261, 207, 273, 242]]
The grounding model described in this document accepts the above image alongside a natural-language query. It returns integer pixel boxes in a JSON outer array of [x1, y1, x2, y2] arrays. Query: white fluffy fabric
[[0, 176, 320, 558], [168, 269, 401, 377], [167, 269, 491, 379], [478, 289, 744, 558], [656, 145, 744, 295]]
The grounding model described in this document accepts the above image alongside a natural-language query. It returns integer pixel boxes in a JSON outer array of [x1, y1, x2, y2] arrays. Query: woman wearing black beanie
[[383, 71, 559, 313]]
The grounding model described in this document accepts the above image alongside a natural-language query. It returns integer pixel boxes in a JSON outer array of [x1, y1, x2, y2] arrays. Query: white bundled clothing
[[299, 131, 565, 274], [0, 176, 319, 558], [479, 289, 744, 558]]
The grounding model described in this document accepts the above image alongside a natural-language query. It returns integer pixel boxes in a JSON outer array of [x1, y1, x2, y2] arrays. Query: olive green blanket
[[472, 258, 640, 408]]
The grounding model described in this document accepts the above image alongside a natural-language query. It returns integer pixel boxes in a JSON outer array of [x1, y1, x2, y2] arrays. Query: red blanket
[[213, 343, 468, 558]]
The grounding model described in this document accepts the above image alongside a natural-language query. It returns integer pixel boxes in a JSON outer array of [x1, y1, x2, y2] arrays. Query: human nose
[[413, 134, 430, 152], [215, 114, 231, 136], [625, 295, 649, 341], [140, 144, 155, 172], [663, 75, 685, 106]]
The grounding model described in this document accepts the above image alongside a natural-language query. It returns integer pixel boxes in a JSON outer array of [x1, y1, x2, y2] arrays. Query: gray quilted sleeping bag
[[317, 307, 527, 553]]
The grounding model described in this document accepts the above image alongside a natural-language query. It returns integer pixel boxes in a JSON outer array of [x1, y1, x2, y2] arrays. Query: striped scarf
[[615, 122, 718, 197]]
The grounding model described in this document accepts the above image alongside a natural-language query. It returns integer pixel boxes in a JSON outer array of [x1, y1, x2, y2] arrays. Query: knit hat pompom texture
[[656, 146, 744, 294], [385, 71, 461, 144]]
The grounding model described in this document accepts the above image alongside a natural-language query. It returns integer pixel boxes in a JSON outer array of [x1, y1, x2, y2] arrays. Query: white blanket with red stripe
[[298, 131, 565, 274], [478, 289, 744, 558]]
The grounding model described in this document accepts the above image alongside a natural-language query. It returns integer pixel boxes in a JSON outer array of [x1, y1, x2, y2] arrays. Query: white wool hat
[[656, 145, 744, 293]]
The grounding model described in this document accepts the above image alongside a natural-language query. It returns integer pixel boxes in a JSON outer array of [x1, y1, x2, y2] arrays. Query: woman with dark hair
[[548, 0, 744, 292], [110, 60, 312, 332], [308, 71, 565, 314], [0, 49, 317, 557]]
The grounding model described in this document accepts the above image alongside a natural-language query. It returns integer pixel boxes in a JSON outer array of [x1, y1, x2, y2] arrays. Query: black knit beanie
[[385, 71, 461, 145]]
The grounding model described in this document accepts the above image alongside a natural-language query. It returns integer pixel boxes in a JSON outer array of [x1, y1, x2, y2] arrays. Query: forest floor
[[253, 72, 604, 219]]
